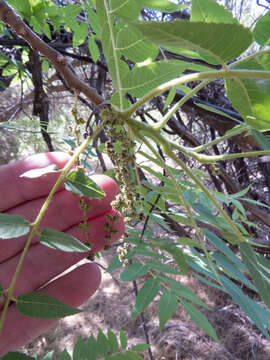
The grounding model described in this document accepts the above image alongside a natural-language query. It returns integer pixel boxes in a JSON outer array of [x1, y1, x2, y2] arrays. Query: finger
[[0, 209, 124, 297], [0, 263, 101, 356], [0, 152, 71, 212], [1, 175, 120, 263]]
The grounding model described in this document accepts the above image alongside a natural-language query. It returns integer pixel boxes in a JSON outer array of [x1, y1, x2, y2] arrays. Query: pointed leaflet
[[239, 243, 270, 310], [158, 290, 178, 331], [131, 277, 160, 317], [191, 0, 237, 24], [17, 292, 82, 318], [64, 169, 105, 198], [85, 335, 98, 360], [181, 300, 218, 341], [73, 336, 90, 360], [0, 213, 30, 239], [253, 10, 270, 46], [158, 274, 209, 308], [137, 0, 186, 12], [58, 349, 71, 360], [121, 60, 186, 99], [107, 329, 119, 353], [132, 20, 252, 65], [96, 329, 110, 356], [120, 263, 148, 281], [130, 344, 149, 352], [120, 329, 127, 350], [226, 60, 270, 131], [220, 274, 270, 338], [145, 260, 182, 275], [40, 228, 90, 252]]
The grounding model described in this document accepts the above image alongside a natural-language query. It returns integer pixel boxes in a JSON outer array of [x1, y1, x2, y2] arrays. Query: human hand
[[0, 152, 124, 355]]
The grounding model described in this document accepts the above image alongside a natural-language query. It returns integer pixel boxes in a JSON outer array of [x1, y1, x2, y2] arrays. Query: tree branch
[[0, 0, 104, 106]]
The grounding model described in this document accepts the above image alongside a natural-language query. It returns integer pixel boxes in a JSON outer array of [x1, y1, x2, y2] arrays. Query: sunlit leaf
[[64, 169, 105, 198], [253, 10, 270, 46], [132, 21, 252, 65], [73, 22, 88, 48], [17, 292, 82, 318], [122, 60, 186, 98], [0, 214, 30, 239], [191, 0, 237, 23], [20, 164, 59, 178]]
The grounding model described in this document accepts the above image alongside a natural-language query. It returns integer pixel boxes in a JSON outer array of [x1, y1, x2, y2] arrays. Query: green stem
[[230, 48, 270, 68], [121, 69, 270, 119], [153, 80, 209, 131], [127, 117, 270, 163], [192, 125, 248, 153], [0, 119, 107, 334]]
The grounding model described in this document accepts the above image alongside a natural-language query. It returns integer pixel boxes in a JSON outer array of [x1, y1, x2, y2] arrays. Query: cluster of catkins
[[102, 108, 137, 224]]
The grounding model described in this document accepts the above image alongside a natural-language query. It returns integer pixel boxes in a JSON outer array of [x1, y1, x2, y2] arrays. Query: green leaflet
[[17, 292, 82, 318], [131, 277, 160, 317], [40, 228, 90, 252], [0, 213, 30, 239], [97, 329, 110, 356], [239, 243, 270, 311], [64, 169, 105, 198], [253, 10, 270, 46], [107, 329, 119, 353], [132, 20, 252, 65], [58, 349, 71, 360], [121, 60, 186, 98], [220, 275, 270, 338], [119, 329, 127, 350], [181, 300, 218, 342], [73, 22, 88, 48], [137, 0, 186, 12], [158, 289, 178, 331], [120, 263, 148, 281], [191, 0, 237, 24], [225, 77, 270, 130]]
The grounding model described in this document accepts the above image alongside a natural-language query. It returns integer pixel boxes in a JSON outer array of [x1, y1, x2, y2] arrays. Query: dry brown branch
[[0, 0, 104, 106]]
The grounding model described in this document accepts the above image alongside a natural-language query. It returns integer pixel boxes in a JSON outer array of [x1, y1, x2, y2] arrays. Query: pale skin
[[0, 152, 125, 355]]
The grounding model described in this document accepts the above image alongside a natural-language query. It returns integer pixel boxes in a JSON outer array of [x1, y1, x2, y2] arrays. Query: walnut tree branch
[[0, 0, 104, 106]]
